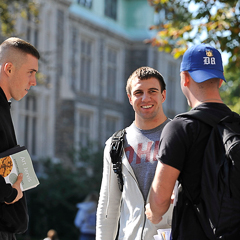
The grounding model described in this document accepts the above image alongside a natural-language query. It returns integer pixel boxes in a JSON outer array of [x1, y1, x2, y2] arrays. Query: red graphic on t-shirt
[[125, 141, 160, 164]]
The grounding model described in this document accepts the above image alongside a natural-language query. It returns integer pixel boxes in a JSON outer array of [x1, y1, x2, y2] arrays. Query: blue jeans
[[79, 233, 95, 240]]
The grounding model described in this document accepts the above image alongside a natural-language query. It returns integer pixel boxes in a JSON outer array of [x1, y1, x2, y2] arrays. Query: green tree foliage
[[220, 66, 240, 114], [22, 145, 103, 240], [0, 0, 38, 36], [147, 0, 240, 113], [147, 0, 240, 71]]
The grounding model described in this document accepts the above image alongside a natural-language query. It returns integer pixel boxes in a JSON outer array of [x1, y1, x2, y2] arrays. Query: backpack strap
[[176, 109, 230, 198], [110, 129, 126, 192]]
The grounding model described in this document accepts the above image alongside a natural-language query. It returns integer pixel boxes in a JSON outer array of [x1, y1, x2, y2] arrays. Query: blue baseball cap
[[180, 44, 226, 83]]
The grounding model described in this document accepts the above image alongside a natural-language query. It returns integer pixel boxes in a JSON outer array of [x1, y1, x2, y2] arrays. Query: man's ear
[[219, 79, 224, 88], [4, 62, 13, 77], [183, 71, 190, 87], [161, 90, 166, 103], [127, 94, 133, 106]]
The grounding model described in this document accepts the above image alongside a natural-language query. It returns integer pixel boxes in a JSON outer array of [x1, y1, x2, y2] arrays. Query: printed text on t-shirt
[[124, 141, 159, 164]]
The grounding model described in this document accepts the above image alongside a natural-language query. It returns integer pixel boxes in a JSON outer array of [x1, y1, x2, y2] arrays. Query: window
[[105, 0, 117, 20], [75, 104, 98, 149], [78, 111, 91, 147], [18, 95, 38, 156], [41, 95, 50, 157], [26, 12, 39, 48], [167, 62, 176, 116], [152, 50, 159, 71], [56, 9, 64, 76], [102, 43, 124, 102], [103, 110, 123, 143], [78, 0, 92, 9], [80, 38, 93, 93], [106, 48, 117, 99], [105, 116, 118, 140], [71, 27, 78, 89]]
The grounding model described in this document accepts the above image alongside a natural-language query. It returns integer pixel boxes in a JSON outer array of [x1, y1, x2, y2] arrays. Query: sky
[[188, 1, 230, 66]]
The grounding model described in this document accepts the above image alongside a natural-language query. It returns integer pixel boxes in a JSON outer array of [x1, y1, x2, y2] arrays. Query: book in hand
[[0, 145, 40, 191]]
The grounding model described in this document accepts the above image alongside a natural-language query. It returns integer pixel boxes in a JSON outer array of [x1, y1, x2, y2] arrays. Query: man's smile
[[142, 105, 153, 109]]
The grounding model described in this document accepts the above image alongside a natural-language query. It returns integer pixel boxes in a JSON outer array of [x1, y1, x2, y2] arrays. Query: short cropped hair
[[0, 37, 40, 62], [126, 66, 166, 95]]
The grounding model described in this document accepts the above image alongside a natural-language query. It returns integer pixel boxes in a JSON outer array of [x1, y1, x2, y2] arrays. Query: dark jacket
[[0, 88, 28, 238]]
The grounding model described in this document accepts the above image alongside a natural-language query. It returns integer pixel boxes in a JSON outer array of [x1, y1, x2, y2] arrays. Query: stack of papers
[[153, 228, 171, 240]]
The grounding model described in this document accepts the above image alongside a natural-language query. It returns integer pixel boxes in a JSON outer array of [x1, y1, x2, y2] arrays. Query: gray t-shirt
[[123, 119, 170, 201]]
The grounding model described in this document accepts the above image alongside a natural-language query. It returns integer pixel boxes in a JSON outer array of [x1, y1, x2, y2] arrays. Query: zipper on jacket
[[109, 151, 150, 239], [141, 199, 147, 240], [128, 170, 147, 240]]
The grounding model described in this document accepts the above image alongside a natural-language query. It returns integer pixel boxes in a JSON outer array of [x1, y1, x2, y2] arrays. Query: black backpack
[[176, 110, 240, 240], [109, 129, 125, 192]]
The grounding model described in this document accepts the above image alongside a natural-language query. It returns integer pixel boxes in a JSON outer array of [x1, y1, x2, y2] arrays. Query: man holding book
[[0, 37, 40, 240]]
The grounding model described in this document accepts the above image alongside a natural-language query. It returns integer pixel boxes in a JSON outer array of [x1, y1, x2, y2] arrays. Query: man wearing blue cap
[[145, 44, 233, 239]]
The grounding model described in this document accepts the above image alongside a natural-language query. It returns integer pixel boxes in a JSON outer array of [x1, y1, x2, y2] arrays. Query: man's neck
[[134, 115, 168, 130], [194, 98, 223, 108]]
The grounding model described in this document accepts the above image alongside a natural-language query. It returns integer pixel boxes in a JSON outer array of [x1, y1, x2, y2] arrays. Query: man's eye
[[150, 90, 158, 93]]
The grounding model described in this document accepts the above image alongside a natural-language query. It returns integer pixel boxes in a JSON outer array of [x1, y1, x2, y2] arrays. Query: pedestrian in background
[[43, 229, 59, 240], [74, 192, 98, 240]]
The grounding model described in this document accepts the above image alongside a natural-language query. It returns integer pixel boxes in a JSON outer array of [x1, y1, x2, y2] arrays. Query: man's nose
[[31, 76, 37, 86], [142, 93, 151, 101]]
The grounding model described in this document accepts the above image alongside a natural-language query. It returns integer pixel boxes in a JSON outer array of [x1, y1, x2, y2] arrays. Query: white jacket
[[96, 139, 173, 240]]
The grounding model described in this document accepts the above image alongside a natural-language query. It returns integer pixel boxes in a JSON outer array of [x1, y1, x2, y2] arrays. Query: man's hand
[[145, 203, 163, 224], [5, 173, 23, 204]]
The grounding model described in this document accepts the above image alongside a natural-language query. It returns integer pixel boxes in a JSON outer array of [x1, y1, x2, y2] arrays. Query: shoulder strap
[[110, 129, 126, 192]]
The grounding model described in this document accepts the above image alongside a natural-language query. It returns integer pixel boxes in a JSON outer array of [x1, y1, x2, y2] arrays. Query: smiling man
[[96, 67, 173, 240], [0, 37, 40, 240]]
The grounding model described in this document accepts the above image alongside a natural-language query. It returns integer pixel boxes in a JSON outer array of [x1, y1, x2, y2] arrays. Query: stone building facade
[[10, 0, 187, 169]]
